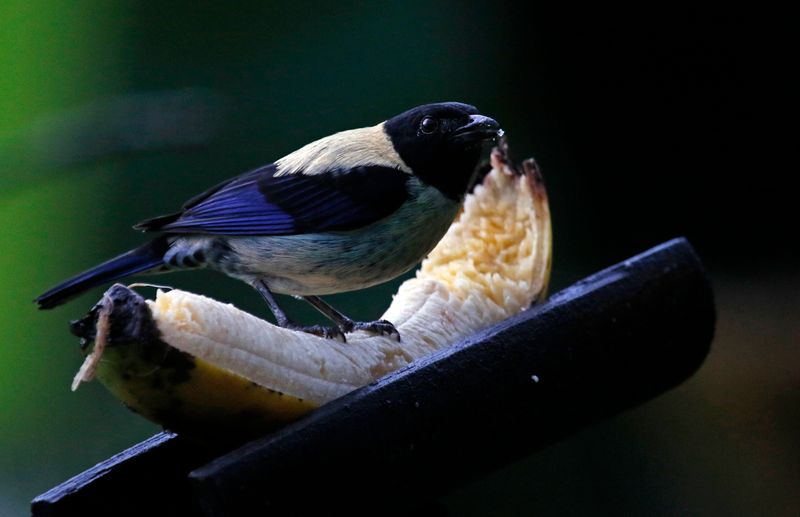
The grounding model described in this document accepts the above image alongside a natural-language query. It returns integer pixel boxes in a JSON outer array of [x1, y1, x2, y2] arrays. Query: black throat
[[411, 147, 483, 201], [386, 129, 483, 201]]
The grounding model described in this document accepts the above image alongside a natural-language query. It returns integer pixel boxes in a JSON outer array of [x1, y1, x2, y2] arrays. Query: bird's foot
[[298, 296, 401, 342], [284, 320, 399, 343], [283, 323, 348, 343], [340, 319, 401, 341]]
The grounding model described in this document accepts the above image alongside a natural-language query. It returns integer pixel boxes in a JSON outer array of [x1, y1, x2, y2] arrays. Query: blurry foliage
[[1, 1, 795, 515]]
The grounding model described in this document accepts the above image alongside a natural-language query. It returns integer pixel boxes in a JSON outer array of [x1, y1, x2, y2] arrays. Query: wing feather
[[135, 164, 410, 236]]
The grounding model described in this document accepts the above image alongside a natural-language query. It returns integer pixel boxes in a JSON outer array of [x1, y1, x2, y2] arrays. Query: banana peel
[[69, 141, 552, 438]]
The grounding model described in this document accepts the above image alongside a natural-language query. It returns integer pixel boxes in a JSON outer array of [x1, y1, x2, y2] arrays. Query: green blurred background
[[1, 2, 795, 515]]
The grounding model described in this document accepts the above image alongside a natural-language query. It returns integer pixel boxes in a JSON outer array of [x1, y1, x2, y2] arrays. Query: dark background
[[1, 2, 795, 515]]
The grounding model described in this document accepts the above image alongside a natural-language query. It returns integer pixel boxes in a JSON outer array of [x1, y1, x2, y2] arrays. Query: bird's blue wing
[[135, 164, 410, 236]]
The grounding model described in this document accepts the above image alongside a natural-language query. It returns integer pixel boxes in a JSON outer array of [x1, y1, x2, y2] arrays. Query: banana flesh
[[71, 142, 552, 437]]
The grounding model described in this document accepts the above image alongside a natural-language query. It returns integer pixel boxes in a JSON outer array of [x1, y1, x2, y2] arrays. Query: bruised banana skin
[[98, 345, 316, 436], [71, 286, 316, 437], [73, 142, 552, 437]]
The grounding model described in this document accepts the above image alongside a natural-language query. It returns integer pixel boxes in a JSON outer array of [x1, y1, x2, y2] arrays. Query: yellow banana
[[71, 142, 552, 438]]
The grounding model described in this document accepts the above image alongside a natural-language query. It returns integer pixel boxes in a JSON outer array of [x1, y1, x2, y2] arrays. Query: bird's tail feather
[[35, 237, 170, 310]]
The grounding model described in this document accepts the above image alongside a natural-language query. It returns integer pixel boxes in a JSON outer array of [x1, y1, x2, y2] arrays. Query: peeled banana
[[69, 142, 552, 438]]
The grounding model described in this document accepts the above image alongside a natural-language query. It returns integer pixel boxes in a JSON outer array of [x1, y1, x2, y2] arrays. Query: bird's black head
[[384, 102, 502, 200]]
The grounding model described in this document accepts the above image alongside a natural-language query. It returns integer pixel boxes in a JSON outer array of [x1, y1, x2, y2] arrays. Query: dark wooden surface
[[30, 432, 224, 517], [32, 237, 714, 516]]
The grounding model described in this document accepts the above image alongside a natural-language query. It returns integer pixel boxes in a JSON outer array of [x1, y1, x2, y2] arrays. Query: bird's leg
[[252, 280, 346, 341], [302, 295, 400, 341]]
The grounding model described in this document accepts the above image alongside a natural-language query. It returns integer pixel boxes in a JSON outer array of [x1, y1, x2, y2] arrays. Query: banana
[[69, 141, 552, 438]]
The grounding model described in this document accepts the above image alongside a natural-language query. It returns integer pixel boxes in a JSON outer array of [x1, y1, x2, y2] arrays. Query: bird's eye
[[420, 116, 439, 134]]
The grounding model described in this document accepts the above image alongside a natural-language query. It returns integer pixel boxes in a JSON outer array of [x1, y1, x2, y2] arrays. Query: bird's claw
[[285, 323, 347, 343], [349, 319, 401, 341], [282, 320, 400, 343]]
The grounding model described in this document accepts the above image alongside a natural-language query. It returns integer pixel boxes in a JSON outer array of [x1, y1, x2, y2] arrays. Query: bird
[[35, 102, 503, 341]]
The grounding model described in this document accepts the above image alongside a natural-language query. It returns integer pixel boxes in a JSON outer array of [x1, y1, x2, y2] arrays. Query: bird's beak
[[452, 115, 503, 143]]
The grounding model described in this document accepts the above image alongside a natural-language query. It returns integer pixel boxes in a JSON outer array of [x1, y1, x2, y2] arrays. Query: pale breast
[[221, 180, 459, 295]]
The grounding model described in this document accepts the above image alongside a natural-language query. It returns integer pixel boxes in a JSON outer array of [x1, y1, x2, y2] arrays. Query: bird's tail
[[35, 237, 170, 310]]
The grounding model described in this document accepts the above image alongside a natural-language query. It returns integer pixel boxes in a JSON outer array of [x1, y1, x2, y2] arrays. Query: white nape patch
[[274, 123, 412, 177]]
